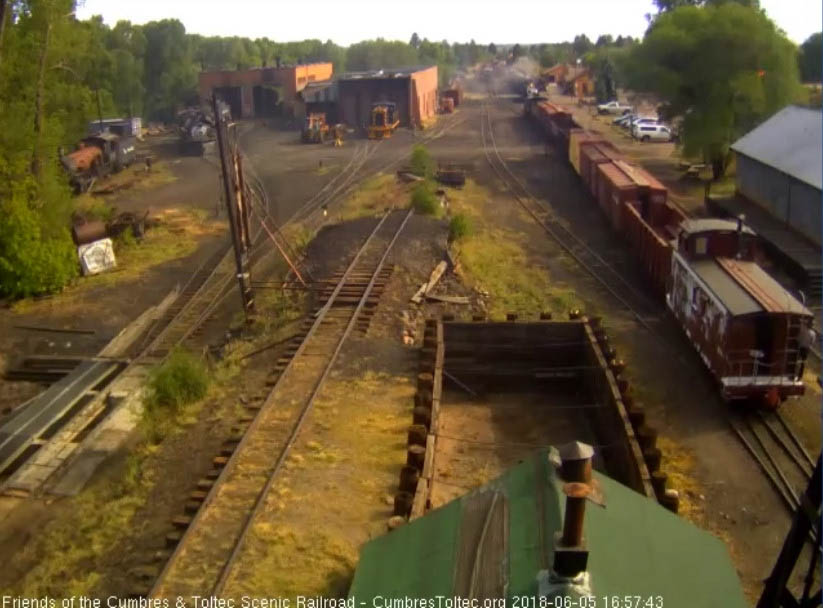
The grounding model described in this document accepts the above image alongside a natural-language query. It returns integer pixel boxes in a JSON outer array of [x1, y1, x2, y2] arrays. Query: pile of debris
[[71, 211, 149, 276]]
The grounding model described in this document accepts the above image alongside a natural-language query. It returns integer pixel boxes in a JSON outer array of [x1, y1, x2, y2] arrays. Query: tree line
[[0, 0, 819, 298]]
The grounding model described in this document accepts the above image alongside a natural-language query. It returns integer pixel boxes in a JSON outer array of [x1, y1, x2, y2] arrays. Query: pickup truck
[[597, 100, 632, 115]]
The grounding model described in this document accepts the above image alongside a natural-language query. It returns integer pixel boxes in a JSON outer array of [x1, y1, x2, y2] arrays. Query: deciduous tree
[[626, 3, 802, 177]]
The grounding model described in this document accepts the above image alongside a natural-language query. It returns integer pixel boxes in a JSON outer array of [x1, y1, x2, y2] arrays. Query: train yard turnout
[[0, 42, 820, 608]]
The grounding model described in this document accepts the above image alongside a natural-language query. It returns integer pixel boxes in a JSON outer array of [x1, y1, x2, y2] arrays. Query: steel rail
[[480, 101, 658, 332], [148, 209, 411, 599], [212, 207, 413, 595]]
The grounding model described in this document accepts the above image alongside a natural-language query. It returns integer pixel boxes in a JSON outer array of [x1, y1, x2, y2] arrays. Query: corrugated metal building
[[337, 65, 438, 130], [731, 106, 822, 246], [349, 448, 748, 606]]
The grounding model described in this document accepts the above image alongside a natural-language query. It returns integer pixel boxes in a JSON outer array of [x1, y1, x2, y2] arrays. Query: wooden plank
[[410, 477, 429, 520], [411, 283, 428, 304], [422, 434, 436, 480], [426, 294, 470, 305], [424, 261, 448, 296]]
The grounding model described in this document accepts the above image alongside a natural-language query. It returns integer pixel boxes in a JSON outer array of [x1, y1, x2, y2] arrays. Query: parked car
[[597, 100, 632, 115], [613, 113, 635, 128], [629, 116, 659, 129], [632, 123, 674, 142]]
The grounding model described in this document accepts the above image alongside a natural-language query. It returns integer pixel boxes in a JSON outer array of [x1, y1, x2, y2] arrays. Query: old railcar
[[667, 219, 812, 406], [523, 99, 811, 406]]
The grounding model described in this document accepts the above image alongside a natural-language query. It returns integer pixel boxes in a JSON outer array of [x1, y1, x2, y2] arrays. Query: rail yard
[[0, 9, 821, 608]]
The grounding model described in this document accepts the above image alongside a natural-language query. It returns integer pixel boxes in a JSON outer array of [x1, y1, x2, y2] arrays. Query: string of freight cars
[[518, 94, 813, 410]]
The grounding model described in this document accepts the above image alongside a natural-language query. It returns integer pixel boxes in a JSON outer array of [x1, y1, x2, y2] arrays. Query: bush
[[410, 144, 435, 179], [0, 196, 78, 298], [449, 213, 474, 242], [142, 348, 209, 442], [411, 181, 440, 217]]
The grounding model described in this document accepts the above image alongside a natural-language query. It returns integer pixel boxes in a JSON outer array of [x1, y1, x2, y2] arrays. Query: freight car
[[523, 98, 813, 407]]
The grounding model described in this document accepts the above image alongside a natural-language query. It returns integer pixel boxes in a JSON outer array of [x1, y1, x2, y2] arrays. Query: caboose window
[[695, 237, 707, 255]]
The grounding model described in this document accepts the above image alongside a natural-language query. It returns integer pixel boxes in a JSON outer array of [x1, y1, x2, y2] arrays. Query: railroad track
[[730, 408, 816, 519], [479, 99, 661, 332], [148, 208, 413, 600]]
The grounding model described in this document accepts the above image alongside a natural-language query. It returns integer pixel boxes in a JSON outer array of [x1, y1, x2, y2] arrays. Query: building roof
[[340, 65, 435, 80], [680, 218, 756, 236], [349, 450, 748, 606], [731, 105, 822, 191], [690, 258, 811, 316]]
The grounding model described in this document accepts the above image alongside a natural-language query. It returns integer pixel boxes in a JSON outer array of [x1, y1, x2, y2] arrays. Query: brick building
[[198, 63, 333, 118], [337, 65, 438, 130]]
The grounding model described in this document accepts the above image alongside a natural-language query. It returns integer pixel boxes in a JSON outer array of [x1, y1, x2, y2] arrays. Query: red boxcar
[[596, 162, 639, 231], [579, 142, 620, 196]]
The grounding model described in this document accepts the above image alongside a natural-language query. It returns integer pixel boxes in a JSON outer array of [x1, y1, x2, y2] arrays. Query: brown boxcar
[[596, 162, 639, 231], [579, 142, 620, 196], [569, 130, 608, 176]]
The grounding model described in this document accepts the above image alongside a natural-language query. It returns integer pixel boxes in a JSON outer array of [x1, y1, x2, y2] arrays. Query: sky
[[75, 0, 822, 45]]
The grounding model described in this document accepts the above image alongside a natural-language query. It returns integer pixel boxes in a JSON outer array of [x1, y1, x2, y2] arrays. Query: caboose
[[667, 218, 813, 407]]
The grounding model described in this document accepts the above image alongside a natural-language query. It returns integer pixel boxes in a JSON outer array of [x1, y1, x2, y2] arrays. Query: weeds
[[411, 181, 441, 217], [141, 348, 209, 443], [410, 144, 435, 179], [448, 213, 473, 242]]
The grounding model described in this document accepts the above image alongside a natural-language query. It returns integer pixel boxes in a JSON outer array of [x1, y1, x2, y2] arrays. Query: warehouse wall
[[410, 66, 439, 126], [198, 63, 333, 118], [736, 154, 821, 246]]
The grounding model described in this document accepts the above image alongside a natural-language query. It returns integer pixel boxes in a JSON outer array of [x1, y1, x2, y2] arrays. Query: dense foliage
[[625, 3, 803, 177], [0, 0, 813, 297], [799, 33, 822, 83]]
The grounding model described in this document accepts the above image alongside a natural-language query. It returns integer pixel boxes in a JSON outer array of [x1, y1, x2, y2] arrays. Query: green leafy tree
[[799, 33, 822, 83], [653, 0, 759, 9], [488, 42, 497, 56], [626, 3, 802, 177], [410, 32, 420, 49], [572, 34, 593, 58], [512, 43, 524, 59]]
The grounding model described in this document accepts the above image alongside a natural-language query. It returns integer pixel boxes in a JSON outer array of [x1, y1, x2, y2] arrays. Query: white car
[[597, 100, 632, 115], [629, 116, 659, 129], [632, 123, 673, 142]]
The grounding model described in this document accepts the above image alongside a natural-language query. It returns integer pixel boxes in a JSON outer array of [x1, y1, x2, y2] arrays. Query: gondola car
[[523, 97, 813, 406]]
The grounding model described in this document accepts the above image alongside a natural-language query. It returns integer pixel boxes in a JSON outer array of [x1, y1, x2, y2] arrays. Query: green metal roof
[[349, 450, 748, 607]]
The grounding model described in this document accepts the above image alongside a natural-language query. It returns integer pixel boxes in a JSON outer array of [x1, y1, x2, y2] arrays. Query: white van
[[632, 123, 673, 142]]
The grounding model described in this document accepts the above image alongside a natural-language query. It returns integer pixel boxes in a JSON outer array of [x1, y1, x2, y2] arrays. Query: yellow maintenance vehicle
[[332, 124, 345, 147], [302, 113, 330, 143], [368, 102, 400, 139]]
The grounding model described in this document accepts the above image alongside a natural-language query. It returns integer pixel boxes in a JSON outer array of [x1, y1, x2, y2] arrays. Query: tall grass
[[141, 348, 209, 442]]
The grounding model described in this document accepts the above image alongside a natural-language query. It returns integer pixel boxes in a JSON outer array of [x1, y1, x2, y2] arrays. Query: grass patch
[[410, 143, 435, 178], [224, 361, 413, 598], [411, 181, 442, 217], [11, 351, 243, 598], [74, 195, 116, 222], [337, 173, 409, 221], [448, 213, 473, 242], [141, 348, 209, 443], [449, 179, 582, 317]]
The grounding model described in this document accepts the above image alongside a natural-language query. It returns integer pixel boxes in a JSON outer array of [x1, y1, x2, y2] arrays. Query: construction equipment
[[302, 113, 330, 143], [61, 132, 136, 193], [440, 97, 455, 114], [177, 100, 230, 156], [368, 102, 399, 139], [332, 124, 345, 147]]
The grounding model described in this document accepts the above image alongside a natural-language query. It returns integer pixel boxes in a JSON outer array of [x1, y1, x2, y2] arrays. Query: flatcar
[[523, 98, 813, 407]]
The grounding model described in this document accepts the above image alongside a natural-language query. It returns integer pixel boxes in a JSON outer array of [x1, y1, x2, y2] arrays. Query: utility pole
[[213, 93, 255, 319], [757, 455, 821, 608]]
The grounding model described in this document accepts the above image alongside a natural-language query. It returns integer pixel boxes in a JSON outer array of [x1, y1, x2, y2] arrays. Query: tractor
[[368, 102, 399, 140], [302, 113, 330, 143]]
